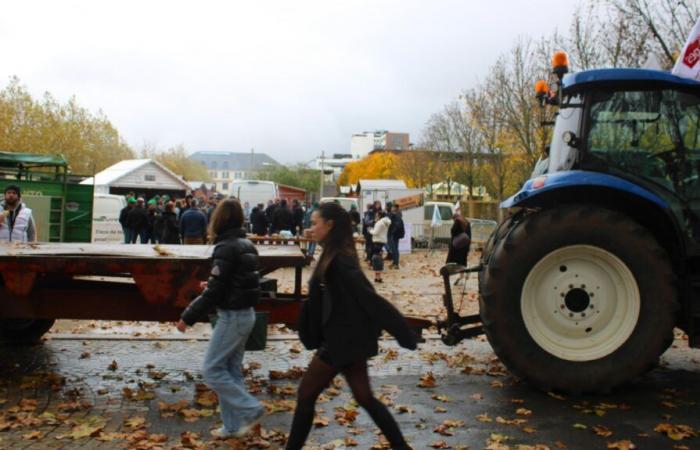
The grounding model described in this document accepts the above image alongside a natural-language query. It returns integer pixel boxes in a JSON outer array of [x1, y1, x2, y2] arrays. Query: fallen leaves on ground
[[654, 423, 696, 440], [418, 372, 437, 388]]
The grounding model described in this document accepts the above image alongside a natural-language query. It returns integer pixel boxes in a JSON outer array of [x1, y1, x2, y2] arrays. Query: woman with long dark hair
[[176, 198, 264, 439], [287, 202, 417, 450]]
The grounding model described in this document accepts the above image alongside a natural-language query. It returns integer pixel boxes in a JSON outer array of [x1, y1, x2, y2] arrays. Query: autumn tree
[[337, 152, 400, 186], [139, 143, 211, 182], [255, 164, 321, 194], [0, 77, 134, 174]]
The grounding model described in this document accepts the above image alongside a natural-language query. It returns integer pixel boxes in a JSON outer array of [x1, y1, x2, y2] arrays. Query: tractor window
[[586, 89, 700, 195]]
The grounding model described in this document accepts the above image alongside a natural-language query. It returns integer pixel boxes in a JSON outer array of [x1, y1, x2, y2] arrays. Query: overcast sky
[[2, 0, 580, 164]]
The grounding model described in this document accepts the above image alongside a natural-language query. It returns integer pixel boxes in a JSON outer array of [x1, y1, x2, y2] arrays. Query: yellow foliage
[[0, 77, 134, 175], [337, 152, 400, 186]]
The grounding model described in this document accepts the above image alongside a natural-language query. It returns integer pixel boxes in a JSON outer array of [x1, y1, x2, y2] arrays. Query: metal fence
[[406, 218, 498, 249]]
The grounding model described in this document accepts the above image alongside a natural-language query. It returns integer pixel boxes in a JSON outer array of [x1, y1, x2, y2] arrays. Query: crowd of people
[[361, 200, 405, 282], [117, 192, 353, 249]]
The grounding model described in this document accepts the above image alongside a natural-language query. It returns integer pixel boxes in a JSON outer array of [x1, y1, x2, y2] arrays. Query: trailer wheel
[[479, 204, 677, 393], [0, 319, 55, 343]]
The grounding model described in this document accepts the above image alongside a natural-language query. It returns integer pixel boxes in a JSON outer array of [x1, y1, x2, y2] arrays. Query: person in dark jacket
[[158, 202, 181, 244], [119, 198, 135, 243], [176, 198, 264, 439], [287, 202, 417, 450], [147, 202, 162, 243], [179, 201, 208, 244], [291, 199, 304, 235], [446, 213, 471, 266], [271, 199, 294, 234], [361, 204, 375, 262], [349, 204, 361, 233], [264, 199, 278, 224], [125, 198, 149, 244], [251, 203, 268, 236]]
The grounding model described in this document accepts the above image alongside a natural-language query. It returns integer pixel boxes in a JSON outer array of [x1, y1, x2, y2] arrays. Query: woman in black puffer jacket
[[176, 198, 264, 439]]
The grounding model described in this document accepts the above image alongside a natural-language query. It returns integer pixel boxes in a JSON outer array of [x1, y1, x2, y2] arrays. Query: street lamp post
[[319, 150, 325, 200]]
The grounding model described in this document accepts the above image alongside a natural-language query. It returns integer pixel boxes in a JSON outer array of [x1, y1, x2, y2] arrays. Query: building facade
[[350, 130, 410, 159], [188, 151, 280, 196]]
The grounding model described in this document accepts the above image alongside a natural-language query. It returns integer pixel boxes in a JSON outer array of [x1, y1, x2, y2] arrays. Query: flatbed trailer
[[0, 242, 430, 341]]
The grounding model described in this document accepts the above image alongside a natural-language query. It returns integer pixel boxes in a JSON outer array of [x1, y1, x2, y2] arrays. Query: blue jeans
[[203, 308, 262, 432], [307, 241, 317, 258], [123, 227, 131, 244]]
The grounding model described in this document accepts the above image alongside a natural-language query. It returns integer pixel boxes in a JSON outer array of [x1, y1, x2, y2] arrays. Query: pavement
[[0, 334, 698, 449], [0, 251, 699, 449]]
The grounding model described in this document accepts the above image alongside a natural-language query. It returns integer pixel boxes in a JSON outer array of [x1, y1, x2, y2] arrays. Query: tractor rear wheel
[[479, 204, 677, 393]]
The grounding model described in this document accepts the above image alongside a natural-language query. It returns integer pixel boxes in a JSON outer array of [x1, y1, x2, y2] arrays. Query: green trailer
[[0, 151, 94, 243]]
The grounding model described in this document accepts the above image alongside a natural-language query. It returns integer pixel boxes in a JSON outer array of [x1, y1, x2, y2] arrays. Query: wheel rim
[[521, 245, 640, 362]]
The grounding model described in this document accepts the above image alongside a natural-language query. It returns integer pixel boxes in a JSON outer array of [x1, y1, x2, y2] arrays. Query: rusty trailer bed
[[0, 243, 306, 326]]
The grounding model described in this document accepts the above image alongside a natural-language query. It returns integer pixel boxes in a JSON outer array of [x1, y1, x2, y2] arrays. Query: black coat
[[271, 207, 294, 234], [159, 211, 180, 244], [299, 254, 417, 366], [126, 206, 149, 231], [180, 228, 260, 325], [446, 220, 471, 266], [292, 205, 304, 231], [251, 208, 268, 236]]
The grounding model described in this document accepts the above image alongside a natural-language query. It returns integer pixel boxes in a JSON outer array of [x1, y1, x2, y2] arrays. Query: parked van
[[92, 194, 126, 243], [230, 180, 279, 206], [402, 201, 455, 245], [320, 197, 359, 211]]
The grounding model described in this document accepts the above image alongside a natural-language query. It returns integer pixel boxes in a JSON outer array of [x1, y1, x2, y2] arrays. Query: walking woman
[[287, 202, 417, 450], [176, 198, 264, 439]]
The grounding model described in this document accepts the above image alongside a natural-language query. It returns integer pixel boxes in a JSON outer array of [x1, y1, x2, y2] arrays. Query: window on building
[[222, 171, 229, 178], [211, 161, 218, 169], [234, 171, 242, 179], [222, 182, 229, 191], [223, 161, 229, 169], [144, 174, 156, 182]]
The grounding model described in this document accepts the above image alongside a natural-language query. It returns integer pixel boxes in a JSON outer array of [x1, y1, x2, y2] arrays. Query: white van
[[230, 180, 279, 207], [92, 194, 126, 243], [320, 197, 359, 211], [402, 201, 455, 243]]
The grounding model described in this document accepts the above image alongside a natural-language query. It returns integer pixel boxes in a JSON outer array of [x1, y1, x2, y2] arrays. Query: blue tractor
[[441, 53, 700, 393]]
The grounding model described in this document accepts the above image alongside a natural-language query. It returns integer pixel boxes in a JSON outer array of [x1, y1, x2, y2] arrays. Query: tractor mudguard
[[501, 170, 669, 209]]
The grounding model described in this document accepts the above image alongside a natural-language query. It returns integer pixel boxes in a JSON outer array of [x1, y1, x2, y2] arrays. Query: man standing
[[389, 204, 404, 269], [251, 203, 268, 236], [119, 197, 135, 243], [126, 198, 149, 244], [0, 184, 36, 243], [180, 199, 208, 244], [291, 199, 304, 235], [271, 199, 294, 234]]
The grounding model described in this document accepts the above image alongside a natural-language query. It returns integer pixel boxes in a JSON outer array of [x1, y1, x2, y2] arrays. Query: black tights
[[285, 356, 408, 450]]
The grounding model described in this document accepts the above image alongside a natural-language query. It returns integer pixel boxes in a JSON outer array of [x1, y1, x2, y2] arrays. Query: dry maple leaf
[[516, 407, 532, 416], [21, 431, 43, 440], [476, 413, 492, 423], [418, 372, 437, 388], [432, 393, 450, 403], [654, 423, 696, 440], [429, 440, 452, 449], [124, 416, 147, 429], [593, 425, 613, 437], [107, 360, 118, 371], [607, 440, 636, 450]]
